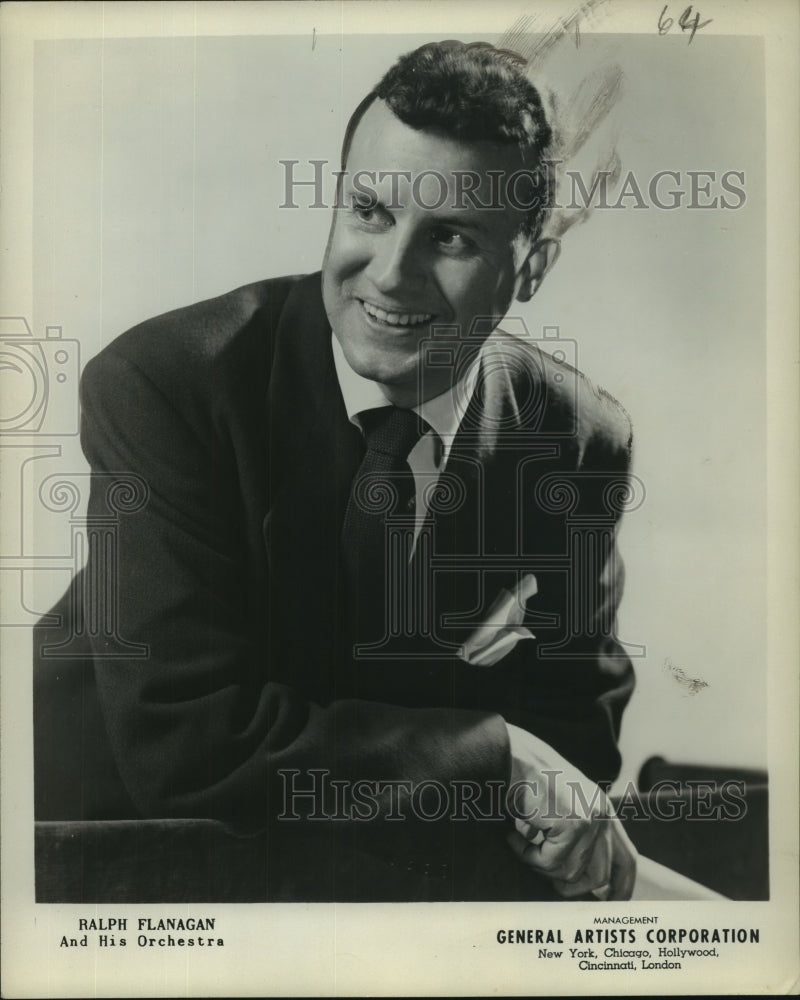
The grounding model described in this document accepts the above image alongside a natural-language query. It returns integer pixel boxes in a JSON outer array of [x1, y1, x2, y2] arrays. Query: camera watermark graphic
[[0, 315, 149, 656], [34, 472, 150, 659], [1, 316, 81, 627], [0, 317, 79, 436]]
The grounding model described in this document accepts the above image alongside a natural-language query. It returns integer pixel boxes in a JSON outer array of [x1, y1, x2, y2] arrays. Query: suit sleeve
[[80, 346, 509, 833]]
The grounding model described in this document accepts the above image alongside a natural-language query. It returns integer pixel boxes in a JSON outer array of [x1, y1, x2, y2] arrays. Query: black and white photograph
[[1, 1, 798, 995]]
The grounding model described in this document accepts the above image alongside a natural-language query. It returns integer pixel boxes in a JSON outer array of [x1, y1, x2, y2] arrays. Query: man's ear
[[516, 238, 561, 302]]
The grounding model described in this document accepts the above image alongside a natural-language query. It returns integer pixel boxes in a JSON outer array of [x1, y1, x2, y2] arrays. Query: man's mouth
[[359, 299, 433, 328]]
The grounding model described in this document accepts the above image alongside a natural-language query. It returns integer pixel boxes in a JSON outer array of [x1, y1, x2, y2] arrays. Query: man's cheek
[[439, 257, 490, 296], [329, 235, 371, 280]]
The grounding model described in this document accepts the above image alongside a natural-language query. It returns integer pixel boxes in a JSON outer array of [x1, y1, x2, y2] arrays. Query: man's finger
[[514, 817, 545, 844], [550, 826, 613, 897], [555, 823, 608, 885], [506, 822, 600, 882], [506, 828, 545, 867]]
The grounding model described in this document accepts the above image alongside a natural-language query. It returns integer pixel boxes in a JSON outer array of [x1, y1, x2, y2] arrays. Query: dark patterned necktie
[[341, 406, 429, 649]]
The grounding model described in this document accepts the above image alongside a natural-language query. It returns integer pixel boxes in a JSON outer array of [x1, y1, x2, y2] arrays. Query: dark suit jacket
[[34, 272, 635, 899]]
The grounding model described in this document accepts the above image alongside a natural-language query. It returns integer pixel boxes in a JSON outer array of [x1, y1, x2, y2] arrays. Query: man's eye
[[431, 228, 474, 253], [350, 199, 385, 225]]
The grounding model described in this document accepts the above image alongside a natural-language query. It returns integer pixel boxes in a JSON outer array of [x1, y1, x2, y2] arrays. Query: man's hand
[[504, 723, 637, 900]]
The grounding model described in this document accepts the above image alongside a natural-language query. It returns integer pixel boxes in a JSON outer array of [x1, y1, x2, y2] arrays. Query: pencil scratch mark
[[664, 658, 709, 696], [498, 0, 608, 67], [498, 0, 624, 242], [312, 27, 316, 50]]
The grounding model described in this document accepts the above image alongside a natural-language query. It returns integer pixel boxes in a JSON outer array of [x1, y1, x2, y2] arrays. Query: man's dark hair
[[341, 40, 553, 240]]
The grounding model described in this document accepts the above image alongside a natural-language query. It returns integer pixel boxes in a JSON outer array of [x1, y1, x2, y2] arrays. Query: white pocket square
[[458, 573, 537, 667]]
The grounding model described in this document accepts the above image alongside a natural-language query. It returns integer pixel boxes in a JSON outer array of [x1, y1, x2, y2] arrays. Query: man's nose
[[367, 228, 425, 296]]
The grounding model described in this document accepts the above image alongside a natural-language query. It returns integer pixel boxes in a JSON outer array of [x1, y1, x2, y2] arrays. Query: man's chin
[[347, 351, 417, 389], [339, 339, 421, 399]]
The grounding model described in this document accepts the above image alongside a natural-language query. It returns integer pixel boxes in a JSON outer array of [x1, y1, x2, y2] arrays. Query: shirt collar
[[331, 334, 478, 461]]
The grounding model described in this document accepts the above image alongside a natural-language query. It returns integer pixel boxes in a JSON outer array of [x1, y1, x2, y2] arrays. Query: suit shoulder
[[573, 364, 633, 455], [488, 328, 633, 455], [84, 273, 310, 389]]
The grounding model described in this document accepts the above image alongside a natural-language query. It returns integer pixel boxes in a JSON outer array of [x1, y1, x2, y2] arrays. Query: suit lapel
[[419, 337, 562, 648], [415, 351, 501, 650]]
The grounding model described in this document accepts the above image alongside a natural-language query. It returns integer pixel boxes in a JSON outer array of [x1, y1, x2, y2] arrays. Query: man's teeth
[[361, 301, 432, 326]]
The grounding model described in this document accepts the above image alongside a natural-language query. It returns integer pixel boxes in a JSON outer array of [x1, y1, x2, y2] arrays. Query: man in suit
[[34, 40, 637, 901]]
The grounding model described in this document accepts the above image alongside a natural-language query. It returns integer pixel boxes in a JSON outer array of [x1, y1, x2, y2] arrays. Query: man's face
[[322, 100, 539, 406]]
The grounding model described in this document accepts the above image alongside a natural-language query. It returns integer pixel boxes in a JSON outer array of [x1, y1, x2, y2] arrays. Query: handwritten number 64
[[658, 4, 713, 44]]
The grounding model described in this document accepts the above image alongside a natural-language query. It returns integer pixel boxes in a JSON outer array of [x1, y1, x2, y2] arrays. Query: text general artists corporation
[[495, 920, 761, 971]]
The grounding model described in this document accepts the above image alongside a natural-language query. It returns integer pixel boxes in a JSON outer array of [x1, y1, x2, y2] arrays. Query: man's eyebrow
[[426, 212, 494, 235]]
